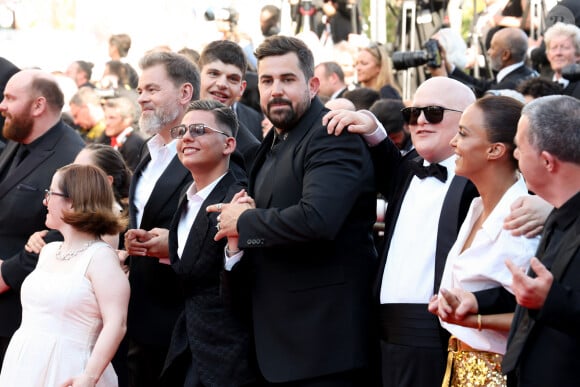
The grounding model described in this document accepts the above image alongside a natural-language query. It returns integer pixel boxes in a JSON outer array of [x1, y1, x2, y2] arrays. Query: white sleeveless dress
[[0, 241, 118, 387]]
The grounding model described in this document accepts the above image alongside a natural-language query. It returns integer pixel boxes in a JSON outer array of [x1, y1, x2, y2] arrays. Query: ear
[[239, 79, 247, 97], [487, 142, 506, 161], [106, 175, 114, 186], [540, 150, 557, 173], [31, 96, 47, 117], [308, 76, 320, 100], [180, 83, 194, 104], [223, 137, 237, 156], [501, 48, 511, 62]]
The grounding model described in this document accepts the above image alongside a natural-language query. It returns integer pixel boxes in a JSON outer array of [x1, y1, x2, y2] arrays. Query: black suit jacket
[[235, 102, 263, 141], [0, 120, 84, 337], [234, 98, 378, 382], [118, 130, 146, 172], [127, 150, 191, 347], [503, 192, 580, 386], [162, 172, 257, 386], [450, 64, 537, 98], [563, 80, 580, 100]]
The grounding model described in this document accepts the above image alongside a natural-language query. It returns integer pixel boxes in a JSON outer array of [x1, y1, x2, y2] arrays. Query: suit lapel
[[128, 149, 151, 228], [548, 217, 580, 280]]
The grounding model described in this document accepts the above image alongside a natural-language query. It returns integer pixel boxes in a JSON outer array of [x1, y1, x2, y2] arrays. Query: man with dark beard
[[210, 35, 379, 385], [0, 69, 84, 364]]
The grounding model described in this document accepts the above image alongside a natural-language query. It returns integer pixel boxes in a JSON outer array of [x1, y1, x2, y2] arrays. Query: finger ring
[[217, 203, 222, 211], [217, 215, 221, 222], [216, 222, 221, 231]]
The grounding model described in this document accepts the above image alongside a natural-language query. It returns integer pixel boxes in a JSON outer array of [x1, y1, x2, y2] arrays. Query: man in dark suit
[[198, 40, 261, 158], [123, 51, 199, 387], [0, 69, 85, 363], [211, 35, 378, 385], [433, 27, 537, 98], [160, 100, 257, 386], [314, 61, 349, 100], [102, 96, 145, 171], [502, 95, 580, 386], [0, 57, 20, 146]]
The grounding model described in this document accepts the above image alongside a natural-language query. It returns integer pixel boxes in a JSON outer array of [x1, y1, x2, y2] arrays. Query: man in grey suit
[[0, 69, 85, 363]]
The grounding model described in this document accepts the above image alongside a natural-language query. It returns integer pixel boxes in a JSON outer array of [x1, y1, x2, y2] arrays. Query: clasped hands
[[428, 288, 479, 328], [207, 189, 255, 241], [124, 228, 169, 259]]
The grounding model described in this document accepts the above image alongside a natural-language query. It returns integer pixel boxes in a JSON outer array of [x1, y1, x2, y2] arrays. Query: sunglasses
[[170, 123, 229, 139], [401, 106, 463, 125]]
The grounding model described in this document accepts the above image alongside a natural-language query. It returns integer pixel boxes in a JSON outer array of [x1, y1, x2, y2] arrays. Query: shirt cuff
[[224, 249, 244, 271], [359, 110, 387, 147]]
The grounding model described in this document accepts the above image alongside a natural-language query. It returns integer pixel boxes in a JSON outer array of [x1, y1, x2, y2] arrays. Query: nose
[[416, 110, 428, 125], [449, 132, 459, 147], [271, 80, 284, 96]]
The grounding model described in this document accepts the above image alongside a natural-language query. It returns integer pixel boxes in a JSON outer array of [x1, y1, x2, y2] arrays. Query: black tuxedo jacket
[[0, 120, 84, 337], [127, 150, 191, 347], [118, 130, 146, 172], [563, 80, 580, 100], [235, 102, 263, 141], [162, 172, 257, 386], [503, 193, 580, 386], [234, 98, 378, 382], [450, 64, 537, 97]]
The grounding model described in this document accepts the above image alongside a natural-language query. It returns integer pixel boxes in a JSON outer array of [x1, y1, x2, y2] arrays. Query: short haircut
[[70, 86, 101, 107], [369, 98, 405, 134], [76, 60, 94, 80], [103, 96, 138, 122], [198, 40, 248, 76], [545, 22, 580, 55], [522, 95, 580, 164], [185, 99, 239, 138], [109, 33, 132, 57], [516, 77, 564, 99], [317, 61, 345, 83], [57, 164, 127, 235], [475, 95, 523, 169], [255, 35, 315, 81], [31, 74, 65, 112], [343, 87, 380, 110], [139, 51, 201, 101]]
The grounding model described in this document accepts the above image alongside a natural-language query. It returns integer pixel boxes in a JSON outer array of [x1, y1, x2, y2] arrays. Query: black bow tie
[[410, 162, 448, 182]]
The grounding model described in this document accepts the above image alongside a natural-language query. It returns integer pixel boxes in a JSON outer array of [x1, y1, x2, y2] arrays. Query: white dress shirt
[[133, 134, 177, 229], [176, 175, 225, 259], [439, 176, 540, 354], [380, 155, 457, 304]]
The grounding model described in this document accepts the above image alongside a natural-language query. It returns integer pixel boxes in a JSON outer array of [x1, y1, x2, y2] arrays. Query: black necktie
[[410, 162, 447, 182]]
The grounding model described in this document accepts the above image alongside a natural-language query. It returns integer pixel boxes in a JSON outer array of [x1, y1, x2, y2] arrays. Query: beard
[[139, 104, 180, 137], [2, 105, 35, 143], [265, 95, 310, 132]]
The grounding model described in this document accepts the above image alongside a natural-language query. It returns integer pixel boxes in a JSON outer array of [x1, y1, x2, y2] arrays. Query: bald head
[[410, 77, 475, 163], [490, 27, 528, 68]]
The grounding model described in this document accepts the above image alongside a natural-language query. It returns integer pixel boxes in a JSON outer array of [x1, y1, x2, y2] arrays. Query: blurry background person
[[108, 33, 139, 90], [343, 87, 380, 110], [516, 77, 564, 103], [260, 4, 281, 39], [315, 61, 349, 100], [543, 22, 580, 99], [0, 69, 85, 364], [369, 98, 412, 155], [0, 164, 129, 387], [355, 43, 402, 99], [66, 60, 96, 89], [0, 57, 20, 147], [69, 87, 107, 143], [318, 0, 362, 44], [102, 97, 145, 172], [428, 96, 539, 387]]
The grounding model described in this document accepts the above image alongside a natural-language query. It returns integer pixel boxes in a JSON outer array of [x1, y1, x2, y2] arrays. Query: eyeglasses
[[401, 106, 463, 125], [44, 189, 68, 202], [170, 123, 229, 139]]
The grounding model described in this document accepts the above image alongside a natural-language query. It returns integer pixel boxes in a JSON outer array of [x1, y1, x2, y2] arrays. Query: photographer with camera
[[430, 27, 537, 98]]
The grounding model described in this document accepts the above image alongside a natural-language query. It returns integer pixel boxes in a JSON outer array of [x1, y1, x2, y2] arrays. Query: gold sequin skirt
[[442, 336, 507, 387]]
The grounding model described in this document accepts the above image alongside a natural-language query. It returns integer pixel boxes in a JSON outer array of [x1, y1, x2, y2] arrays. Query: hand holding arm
[[322, 109, 379, 136], [25, 230, 49, 254]]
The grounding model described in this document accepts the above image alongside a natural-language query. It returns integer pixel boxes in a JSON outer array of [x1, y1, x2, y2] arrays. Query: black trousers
[[127, 338, 168, 387]]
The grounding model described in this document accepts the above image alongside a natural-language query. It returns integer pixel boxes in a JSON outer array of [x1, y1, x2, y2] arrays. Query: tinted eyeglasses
[[170, 123, 229, 139], [401, 106, 463, 125]]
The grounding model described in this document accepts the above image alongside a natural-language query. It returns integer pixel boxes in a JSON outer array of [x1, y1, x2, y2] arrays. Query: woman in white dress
[[428, 96, 540, 387], [0, 164, 129, 387]]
